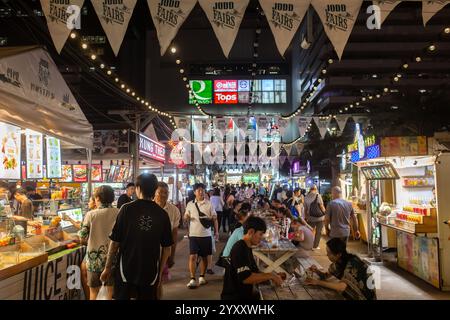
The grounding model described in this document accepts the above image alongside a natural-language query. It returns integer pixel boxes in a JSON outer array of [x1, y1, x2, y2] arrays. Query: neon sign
[[347, 124, 380, 162]]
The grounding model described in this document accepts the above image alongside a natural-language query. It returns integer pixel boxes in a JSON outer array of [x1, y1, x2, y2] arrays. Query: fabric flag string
[[313, 117, 331, 139], [422, 1, 450, 26]]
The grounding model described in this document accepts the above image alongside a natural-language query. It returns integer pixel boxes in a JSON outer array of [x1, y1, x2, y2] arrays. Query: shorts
[[113, 270, 158, 300], [87, 270, 114, 288], [189, 236, 212, 257]]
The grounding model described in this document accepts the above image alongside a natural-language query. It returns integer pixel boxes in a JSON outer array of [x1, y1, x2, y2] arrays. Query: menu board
[[73, 164, 87, 182], [0, 122, 21, 180], [61, 165, 73, 182], [26, 130, 43, 179], [113, 166, 129, 183], [381, 136, 428, 157], [361, 163, 399, 180], [46, 137, 62, 178], [91, 164, 102, 182]]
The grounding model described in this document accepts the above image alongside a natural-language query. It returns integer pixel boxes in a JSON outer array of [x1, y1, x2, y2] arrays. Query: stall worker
[[13, 188, 33, 219]]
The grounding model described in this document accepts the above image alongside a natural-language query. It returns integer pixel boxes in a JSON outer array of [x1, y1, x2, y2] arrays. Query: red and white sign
[[139, 134, 165, 162], [214, 80, 238, 92], [214, 92, 238, 104]]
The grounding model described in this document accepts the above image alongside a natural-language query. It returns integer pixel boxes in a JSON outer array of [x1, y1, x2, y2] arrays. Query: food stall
[[348, 130, 450, 290], [0, 46, 93, 299]]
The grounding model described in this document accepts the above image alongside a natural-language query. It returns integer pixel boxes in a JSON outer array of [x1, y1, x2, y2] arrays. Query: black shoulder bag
[[194, 202, 214, 229], [309, 194, 325, 218]]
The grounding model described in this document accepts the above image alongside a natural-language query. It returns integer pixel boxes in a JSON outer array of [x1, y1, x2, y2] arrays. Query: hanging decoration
[[311, 0, 363, 60], [295, 142, 304, 155], [259, 0, 311, 57], [248, 141, 258, 165], [198, 0, 250, 58], [148, 0, 198, 55], [335, 115, 350, 132], [422, 1, 450, 26], [91, 0, 137, 56], [372, 1, 401, 27], [298, 116, 312, 137], [313, 116, 331, 139], [41, 0, 85, 53]]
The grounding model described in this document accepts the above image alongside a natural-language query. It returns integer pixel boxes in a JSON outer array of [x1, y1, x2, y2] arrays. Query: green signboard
[[189, 80, 213, 104], [243, 173, 260, 184]]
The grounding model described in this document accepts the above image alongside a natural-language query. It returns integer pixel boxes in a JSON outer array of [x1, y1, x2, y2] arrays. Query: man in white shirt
[[184, 183, 219, 289], [155, 182, 181, 269]]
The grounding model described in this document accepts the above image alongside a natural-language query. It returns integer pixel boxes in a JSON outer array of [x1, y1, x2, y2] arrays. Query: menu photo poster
[[25, 130, 43, 179], [91, 164, 103, 182], [0, 122, 22, 180], [61, 164, 73, 182], [46, 137, 62, 179], [73, 164, 88, 183]]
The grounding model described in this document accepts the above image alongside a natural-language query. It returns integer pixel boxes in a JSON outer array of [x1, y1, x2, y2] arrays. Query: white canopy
[[0, 46, 93, 149]]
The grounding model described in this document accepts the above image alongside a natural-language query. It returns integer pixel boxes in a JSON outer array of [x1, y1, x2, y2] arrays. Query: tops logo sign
[[214, 80, 237, 92], [214, 92, 237, 104]]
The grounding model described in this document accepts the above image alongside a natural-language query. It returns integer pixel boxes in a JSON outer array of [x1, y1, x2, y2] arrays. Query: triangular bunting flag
[[298, 116, 312, 137], [295, 142, 304, 155], [335, 115, 350, 131], [248, 142, 258, 165], [372, 1, 401, 27], [225, 142, 235, 164], [198, 0, 250, 58], [311, 0, 363, 60], [174, 116, 190, 130], [92, 0, 137, 56], [259, 0, 310, 57], [236, 142, 246, 164], [313, 117, 331, 139], [277, 117, 289, 137], [148, 0, 198, 55], [41, 0, 85, 53], [422, 1, 450, 26]]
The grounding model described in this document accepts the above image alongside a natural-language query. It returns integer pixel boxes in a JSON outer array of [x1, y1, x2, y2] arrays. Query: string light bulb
[[70, 32, 77, 39], [81, 43, 88, 50], [107, 70, 112, 75], [91, 54, 97, 60]]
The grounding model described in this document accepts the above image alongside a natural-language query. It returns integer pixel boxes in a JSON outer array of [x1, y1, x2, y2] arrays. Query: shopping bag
[[96, 284, 109, 300]]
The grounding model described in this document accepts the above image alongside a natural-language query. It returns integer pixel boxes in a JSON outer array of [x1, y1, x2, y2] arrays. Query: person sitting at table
[[221, 216, 284, 300], [229, 201, 251, 233], [275, 207, 293, 239], [304, 238, 377, 300], [289, 219, 314, 255], [221, 208, 251, 258]]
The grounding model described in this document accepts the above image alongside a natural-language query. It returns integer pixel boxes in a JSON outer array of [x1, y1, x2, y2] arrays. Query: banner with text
[[92, 0, 137, 56], [372, 1, 401, 27], [199, 0, 250, 58], [148, 0, 198, 55], [41, 0, 85, 54], [311, 0, 363, 59], [259, 0, 310, 56]]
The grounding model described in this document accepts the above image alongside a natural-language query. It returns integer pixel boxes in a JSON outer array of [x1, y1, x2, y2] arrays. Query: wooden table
[[258, 257, 344, 300], [252, 239, 298, 274]]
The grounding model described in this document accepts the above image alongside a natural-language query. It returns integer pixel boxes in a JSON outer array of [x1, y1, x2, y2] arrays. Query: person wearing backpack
[[304, 185, 327, 250]]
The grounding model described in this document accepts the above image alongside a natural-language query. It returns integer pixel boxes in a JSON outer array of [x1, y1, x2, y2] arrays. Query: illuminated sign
[[214, 92, 238, 104], [214, 80, 238, 92], [238, 80, 250, 91], [139, 134, 165, 162], [189, 80, 212, 104], [347, 124, 380, 162]]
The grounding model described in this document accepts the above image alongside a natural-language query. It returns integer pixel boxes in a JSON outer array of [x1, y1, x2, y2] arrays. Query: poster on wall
[[26, 130, 43, 179], [0, 122, 21, 180], [380, 136, 428, 157], [61, 165, 73, 182], [91, 164, 103, 182], [93, 130, 129, 155], [46, 137, 62, 179], [73, 164, 87, 182]]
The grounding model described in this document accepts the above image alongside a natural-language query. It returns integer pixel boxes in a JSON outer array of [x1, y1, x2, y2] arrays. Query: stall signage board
[[189, 80, 213, 104], [0, 122, 21, 180], [347, 124, 380, 162], [380, 136, 427, 157], [360, 163, 399, 181], [0, 247, 86, 300], [73, 164, 87, 182], [46, 137, 61, 179], [61, 164, 73, 182], [26, 130, 44, 179], [91, 164, 102, 182], [243, 173, 260, 184], [139, 134, 165, 162]]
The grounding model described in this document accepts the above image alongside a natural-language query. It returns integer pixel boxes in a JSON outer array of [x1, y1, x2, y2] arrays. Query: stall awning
[[0, 46, 93, 149]]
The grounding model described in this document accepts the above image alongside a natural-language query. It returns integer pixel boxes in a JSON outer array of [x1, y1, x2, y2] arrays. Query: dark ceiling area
[[0, 0, 450, 142]]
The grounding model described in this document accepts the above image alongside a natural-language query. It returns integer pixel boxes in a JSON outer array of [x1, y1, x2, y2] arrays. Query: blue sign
[[351, 144, 381, 162]]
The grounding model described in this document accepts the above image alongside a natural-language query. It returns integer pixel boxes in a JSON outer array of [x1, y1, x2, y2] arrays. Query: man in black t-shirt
[[117, 183, 135, 209], [101, 174, 173, 300], [221, 216, 284, 300]]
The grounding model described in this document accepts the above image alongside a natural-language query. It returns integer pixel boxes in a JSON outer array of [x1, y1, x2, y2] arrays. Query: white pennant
[[91, 0, 137, 56], [248, 142, 258, 165], [214, 117, 227, 137], [41, 0, 85, 54], [335, 115, 350, 131], [198, 0, 250, 58], [276, 117, 289, 137], [225, 142, 235, 164], [313, 117, 331, 139], [298, 116, 312, 137], [422, 1, 450, 26], [236, 141, 246, 164], [311, 0, 363, 60], [174, 116, 190, 130], [295, 142, 304, 155], [148, 0, 198, 55], [372, 1, 401, 26], [259, 0, 310, 57]]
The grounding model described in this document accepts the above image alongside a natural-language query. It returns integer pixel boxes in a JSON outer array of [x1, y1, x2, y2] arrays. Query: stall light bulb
[[107, 70, 112, 75], [81, 43, 88, 49], [70, 32, 77, 39]]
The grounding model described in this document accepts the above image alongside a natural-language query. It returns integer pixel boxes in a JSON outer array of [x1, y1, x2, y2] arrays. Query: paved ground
[[161, 228, 450, 300]]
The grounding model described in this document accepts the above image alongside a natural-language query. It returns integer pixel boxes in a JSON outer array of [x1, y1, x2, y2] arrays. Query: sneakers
[[199, 276, 208, 285], [187, 278, 197, 289]]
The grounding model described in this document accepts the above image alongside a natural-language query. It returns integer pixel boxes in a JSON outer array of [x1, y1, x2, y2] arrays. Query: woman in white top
[[210, 188, 225, 232], [79, 185, 119, 300]]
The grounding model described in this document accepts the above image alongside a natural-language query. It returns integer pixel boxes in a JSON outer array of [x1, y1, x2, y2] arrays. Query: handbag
[[194, 202, 213, 229], [309, 194, 325, 218]]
